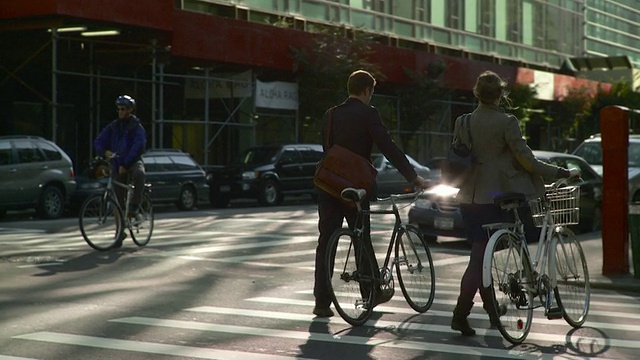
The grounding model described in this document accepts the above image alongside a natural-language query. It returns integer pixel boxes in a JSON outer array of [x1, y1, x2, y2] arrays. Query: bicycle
[[481, 177, 590, 344], [79, 156, 154, 251], [326, 187, 436, 326]]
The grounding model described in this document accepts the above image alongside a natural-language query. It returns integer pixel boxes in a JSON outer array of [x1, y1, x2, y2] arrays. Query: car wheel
[[177, 185, 196, 211], [259, 179, 283, 206], [37, 185, 64, 219], [210, 192, 230, 208]]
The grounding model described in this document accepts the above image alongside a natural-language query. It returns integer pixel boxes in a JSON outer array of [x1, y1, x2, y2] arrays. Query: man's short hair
[[348, 70, 376, 95]]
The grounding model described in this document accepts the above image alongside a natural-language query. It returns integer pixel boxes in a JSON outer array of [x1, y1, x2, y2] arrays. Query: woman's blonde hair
[[473, 71, 511, 107]]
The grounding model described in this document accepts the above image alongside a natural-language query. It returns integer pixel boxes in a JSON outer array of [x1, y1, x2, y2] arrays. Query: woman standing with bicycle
[[94, 95, 147, 248], [450, 71, 579, 336]]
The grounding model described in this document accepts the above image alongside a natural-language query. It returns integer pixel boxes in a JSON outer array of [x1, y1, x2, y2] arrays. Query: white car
[[572, 134, 640, 202]]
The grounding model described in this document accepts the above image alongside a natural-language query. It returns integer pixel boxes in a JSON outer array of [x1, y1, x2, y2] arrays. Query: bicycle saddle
[[493, 192, 527, 210], [341, 188, 367, 202]]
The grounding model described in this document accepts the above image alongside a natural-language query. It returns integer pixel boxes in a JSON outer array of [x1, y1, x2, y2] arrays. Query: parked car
[[0, 135, 76, 219], [408, 151, 603, 243], [371, 153, 437, 197], [208, 144, 324, 207], [571, 133, 640, 202], [71, 149, 209, 211]]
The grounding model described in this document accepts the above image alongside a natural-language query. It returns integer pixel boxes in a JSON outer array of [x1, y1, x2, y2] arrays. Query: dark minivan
[[208, 144, 324, 207], [72, 149, 208, 211]]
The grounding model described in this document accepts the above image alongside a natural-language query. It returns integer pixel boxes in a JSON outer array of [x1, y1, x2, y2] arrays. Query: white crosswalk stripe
[[3, 217, 640, 359]]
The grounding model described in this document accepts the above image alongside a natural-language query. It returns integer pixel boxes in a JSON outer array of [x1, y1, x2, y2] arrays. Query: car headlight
[[242, 171, 259, 180]]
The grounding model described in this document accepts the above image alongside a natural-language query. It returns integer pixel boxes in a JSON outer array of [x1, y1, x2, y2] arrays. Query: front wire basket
[[529, 185, 580, 227]]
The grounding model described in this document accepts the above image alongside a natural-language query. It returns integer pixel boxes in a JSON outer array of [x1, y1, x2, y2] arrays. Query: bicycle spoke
[[395, 226, 435, 313], [79, 196, 122, 251], [553, 229, 590, 327], [327, 229, 374, 326], [489, 233, 533, 344], [130, 194, 154, 246]]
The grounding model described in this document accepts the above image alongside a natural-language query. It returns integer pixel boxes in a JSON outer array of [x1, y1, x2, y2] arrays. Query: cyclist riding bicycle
[[94, 94, 147, 248]]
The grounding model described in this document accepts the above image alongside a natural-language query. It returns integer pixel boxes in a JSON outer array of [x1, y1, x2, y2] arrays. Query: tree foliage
[[289, 26, 381, 143], [395, 63, 448, 136], [507, 83, 540, 139]]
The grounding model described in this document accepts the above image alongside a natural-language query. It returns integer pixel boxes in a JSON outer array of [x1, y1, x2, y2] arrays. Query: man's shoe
[[312, 306, 334, 318], [112, 232, 127, 249]]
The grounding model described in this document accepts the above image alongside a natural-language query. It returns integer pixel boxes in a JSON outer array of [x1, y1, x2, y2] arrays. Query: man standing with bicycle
[[312, 70, 431, 318], [94, 95, 147, 248]]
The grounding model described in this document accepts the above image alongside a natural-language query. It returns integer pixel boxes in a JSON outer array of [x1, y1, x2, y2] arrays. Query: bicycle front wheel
[[395, 225, 435, 313], [326, 228, 375, 326], [552, 228, 590, 328], [79, 195, 123, 251], [487, 231, 534, 345], [130, 194, 154, 247]]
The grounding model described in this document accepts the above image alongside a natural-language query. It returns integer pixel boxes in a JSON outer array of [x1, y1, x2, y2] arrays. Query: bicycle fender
[[482, 229, 512, 288]]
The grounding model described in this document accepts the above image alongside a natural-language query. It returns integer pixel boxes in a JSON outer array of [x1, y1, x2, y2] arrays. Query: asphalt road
[[1, 200, 639, 359]]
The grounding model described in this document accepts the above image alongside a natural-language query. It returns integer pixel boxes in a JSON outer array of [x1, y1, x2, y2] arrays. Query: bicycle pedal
[[545, 307, 563, 320]]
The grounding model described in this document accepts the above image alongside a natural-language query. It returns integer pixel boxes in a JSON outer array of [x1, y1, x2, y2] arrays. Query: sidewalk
[[579, 231, 640, 292]]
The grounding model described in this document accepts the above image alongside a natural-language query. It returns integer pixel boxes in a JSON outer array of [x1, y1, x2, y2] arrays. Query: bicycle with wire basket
[[481, 177, 590, 344], [326, 187, 436, 326], [79, 155, 154, 251]]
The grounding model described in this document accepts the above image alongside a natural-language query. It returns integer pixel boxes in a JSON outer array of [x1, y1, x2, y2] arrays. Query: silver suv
[[0, 136, 76, 219], [572, 134, 640, 202]]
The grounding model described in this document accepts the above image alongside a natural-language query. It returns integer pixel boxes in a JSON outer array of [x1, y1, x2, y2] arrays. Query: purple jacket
[[94, 115, 147, 169]]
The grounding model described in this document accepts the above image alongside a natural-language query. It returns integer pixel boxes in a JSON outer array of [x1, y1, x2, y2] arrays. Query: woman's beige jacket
[[454, 103, 562, 205]]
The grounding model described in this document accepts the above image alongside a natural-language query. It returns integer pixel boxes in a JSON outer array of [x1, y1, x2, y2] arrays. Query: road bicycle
[[481, 178, 590, 344], [79, 157, 154, 251], [326, 187, 436, 326]]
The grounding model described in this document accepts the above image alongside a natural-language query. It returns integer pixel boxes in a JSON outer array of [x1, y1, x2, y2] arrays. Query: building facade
[[0, 0, 626, 170]]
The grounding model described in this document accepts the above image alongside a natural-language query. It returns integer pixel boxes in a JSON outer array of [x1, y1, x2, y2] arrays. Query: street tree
[[289, 26, 381, 143]]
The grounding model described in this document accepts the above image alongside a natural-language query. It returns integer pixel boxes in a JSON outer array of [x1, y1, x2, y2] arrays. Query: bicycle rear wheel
[[326, 228, 375, 326], [130, 193, 154, 247], [395, 225, 435, 313], [79, 195, 123, 251], [552, 228, 590, 328], [487, 231, 534, 345]]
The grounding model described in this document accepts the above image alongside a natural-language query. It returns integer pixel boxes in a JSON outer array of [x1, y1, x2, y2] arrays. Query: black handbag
[[442, 114, 475, 187]]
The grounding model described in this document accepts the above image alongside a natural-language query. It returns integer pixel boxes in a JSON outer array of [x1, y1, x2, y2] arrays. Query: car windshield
[[575, 141, 640, 167], [235, 147, 280, 165]]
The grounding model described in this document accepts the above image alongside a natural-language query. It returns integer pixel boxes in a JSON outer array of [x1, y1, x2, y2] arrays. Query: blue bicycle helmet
[[115, 95, 136, 108]]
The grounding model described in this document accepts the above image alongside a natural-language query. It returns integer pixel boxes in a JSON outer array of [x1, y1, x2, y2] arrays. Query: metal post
[[204, 68, 210, 165], [158, 63, 165, 150], [600, 105, 630, 275], [51, 28, 58, 142], [151, 39, 158, 149], [89, 42, 94, 158]]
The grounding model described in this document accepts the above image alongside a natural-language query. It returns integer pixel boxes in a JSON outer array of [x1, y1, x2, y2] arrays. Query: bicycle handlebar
[[548, 174, 581, 190], [375, 189, 424, 203]]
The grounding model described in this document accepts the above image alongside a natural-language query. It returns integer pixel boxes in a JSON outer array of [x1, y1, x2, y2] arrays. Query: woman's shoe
[[451, 315, 476, 336]]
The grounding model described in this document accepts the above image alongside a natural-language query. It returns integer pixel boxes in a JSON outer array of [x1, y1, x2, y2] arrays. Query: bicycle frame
[[352, 192, 424, 286], [481, 193, 566, 307]]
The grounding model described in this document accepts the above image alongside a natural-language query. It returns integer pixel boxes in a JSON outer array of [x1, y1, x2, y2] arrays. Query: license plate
[[434, 217, 454, 230], [219, 185, 230, 193]]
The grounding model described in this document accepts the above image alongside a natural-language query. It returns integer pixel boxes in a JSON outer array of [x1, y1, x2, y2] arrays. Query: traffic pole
[[600, 106, 629, 275]]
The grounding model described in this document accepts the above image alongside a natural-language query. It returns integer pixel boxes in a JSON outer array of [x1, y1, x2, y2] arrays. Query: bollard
[[629, 203, 640, 279]]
